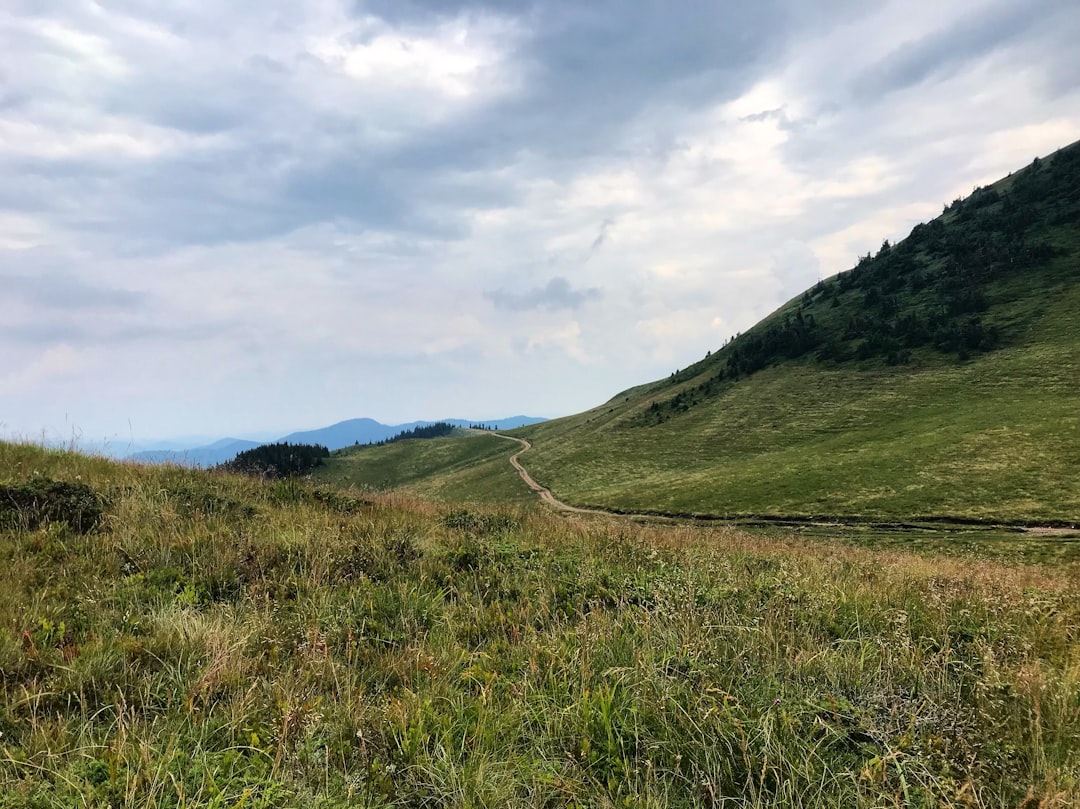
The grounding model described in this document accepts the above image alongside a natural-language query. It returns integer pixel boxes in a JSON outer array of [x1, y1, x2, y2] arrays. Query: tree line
[[219, 442, 329, 478], [371, 422, 457, 446]]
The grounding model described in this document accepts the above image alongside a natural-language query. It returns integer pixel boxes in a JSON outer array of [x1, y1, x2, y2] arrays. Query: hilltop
[[334, 142, 1079, 524]]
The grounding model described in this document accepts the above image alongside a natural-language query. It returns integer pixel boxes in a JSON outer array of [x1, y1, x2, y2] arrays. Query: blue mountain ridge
[[128, 416, 546, 467]]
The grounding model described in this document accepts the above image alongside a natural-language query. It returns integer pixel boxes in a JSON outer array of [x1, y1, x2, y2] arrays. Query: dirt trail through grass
[[489, 432, 1080, 538], [490, 432, 598, 514]]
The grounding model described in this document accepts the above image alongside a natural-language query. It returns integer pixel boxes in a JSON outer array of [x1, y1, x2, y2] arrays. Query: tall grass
[[2, 442, 1078, 807]]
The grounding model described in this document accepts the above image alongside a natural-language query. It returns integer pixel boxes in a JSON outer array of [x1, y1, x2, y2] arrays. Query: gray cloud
[[739, 106, 815, 133], [486, 276, 601, 311], [589, 219, 614, 254], [0, 0, 817, 251], [0, 322, 86, 345], [3, 274, 144, 310], [0, 316, 242, 348], [851, 0, 1073, 101]]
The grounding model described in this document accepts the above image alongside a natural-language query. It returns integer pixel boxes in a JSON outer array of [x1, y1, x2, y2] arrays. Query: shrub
[[0, 478, 102, 533]]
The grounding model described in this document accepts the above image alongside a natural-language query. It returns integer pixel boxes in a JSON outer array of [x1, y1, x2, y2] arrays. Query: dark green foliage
[[221, 442, 329, 479], [376, 421, 456, 446], [0, 478, 102, 533], [642, 140, 1080, 424]]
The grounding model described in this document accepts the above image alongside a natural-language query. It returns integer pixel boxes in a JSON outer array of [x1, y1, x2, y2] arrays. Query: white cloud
[[0, 214, 50, 250], [311, 15, 514, 98], [0, 344, 98, 394]]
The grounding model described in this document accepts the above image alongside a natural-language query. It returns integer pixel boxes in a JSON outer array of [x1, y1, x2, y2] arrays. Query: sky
[[2, 0, 1079, 447]]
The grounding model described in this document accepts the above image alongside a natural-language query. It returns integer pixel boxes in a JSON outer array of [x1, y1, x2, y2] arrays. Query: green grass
[[314, 432, 534, 505], [751, 523, 1080, 565], [2, 442, 1079, 807]]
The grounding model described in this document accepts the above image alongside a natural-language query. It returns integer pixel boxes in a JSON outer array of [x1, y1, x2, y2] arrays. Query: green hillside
[[314, 431, 534, 504], [514, 141, 1080, 523], [330, 142, 1080, 524]]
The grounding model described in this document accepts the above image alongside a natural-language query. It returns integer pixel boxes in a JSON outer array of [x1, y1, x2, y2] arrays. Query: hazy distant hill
[[129, 416, 546, 467], [129, 438, 262, 468], [280, 416, 547, 451]]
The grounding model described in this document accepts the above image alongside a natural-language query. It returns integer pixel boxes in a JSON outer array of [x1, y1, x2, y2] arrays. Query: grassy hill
[[2, 442, 1079, 806], [316, 143, 1080, 523], [473, 141, 1080, 524], [314, 430, 534, 504]]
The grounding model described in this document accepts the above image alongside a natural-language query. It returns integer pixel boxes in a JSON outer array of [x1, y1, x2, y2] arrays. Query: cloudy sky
[[2, 0, 1078, 447]]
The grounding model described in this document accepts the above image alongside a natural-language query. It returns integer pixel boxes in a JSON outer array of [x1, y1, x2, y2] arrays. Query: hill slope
[[513, 142, 1080, 523], [338, 142, 1080, 523], [130, 438, 262, 467], [314, 430, 535, 504]]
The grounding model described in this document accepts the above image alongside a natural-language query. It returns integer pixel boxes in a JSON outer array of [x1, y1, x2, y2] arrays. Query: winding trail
[[488, 433, 598, 514], [483, 431, 1080, 537]]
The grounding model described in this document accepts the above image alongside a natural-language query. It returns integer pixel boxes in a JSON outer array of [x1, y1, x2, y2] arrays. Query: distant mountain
[[280, 416, 547, 450], [128, 416, 547, 467], [280, 418, 406, 449]]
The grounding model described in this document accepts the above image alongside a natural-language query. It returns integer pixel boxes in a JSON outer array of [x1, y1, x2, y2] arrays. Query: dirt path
[[488, 433, 599, 514], [485, 432, 1080, 536]]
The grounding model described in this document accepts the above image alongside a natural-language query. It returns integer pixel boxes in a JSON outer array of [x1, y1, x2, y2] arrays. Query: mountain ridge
[[129, 415, 547, 467], [506, 140, 1080, 522]]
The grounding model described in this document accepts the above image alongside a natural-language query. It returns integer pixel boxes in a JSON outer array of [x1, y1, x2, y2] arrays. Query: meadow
[[2, 442, 1078, 807], [315, 431, 534, 505]]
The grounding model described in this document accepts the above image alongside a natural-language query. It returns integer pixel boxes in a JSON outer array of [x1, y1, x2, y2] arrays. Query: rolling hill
[[327, 141, 1080, 524], [129, 437, 262, 467], [314, 430, 535, 503]]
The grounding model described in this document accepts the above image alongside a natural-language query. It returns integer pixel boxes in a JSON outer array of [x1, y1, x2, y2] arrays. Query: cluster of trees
[[374, 422, 456, 446], [220, 442, 329, 478], [719, 308, 820, 379], [639, 143, 1079, 426]]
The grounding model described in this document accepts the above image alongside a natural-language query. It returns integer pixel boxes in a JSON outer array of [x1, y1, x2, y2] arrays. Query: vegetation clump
[[0, 477, 102, 534], [443, 507, 521, 535]]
